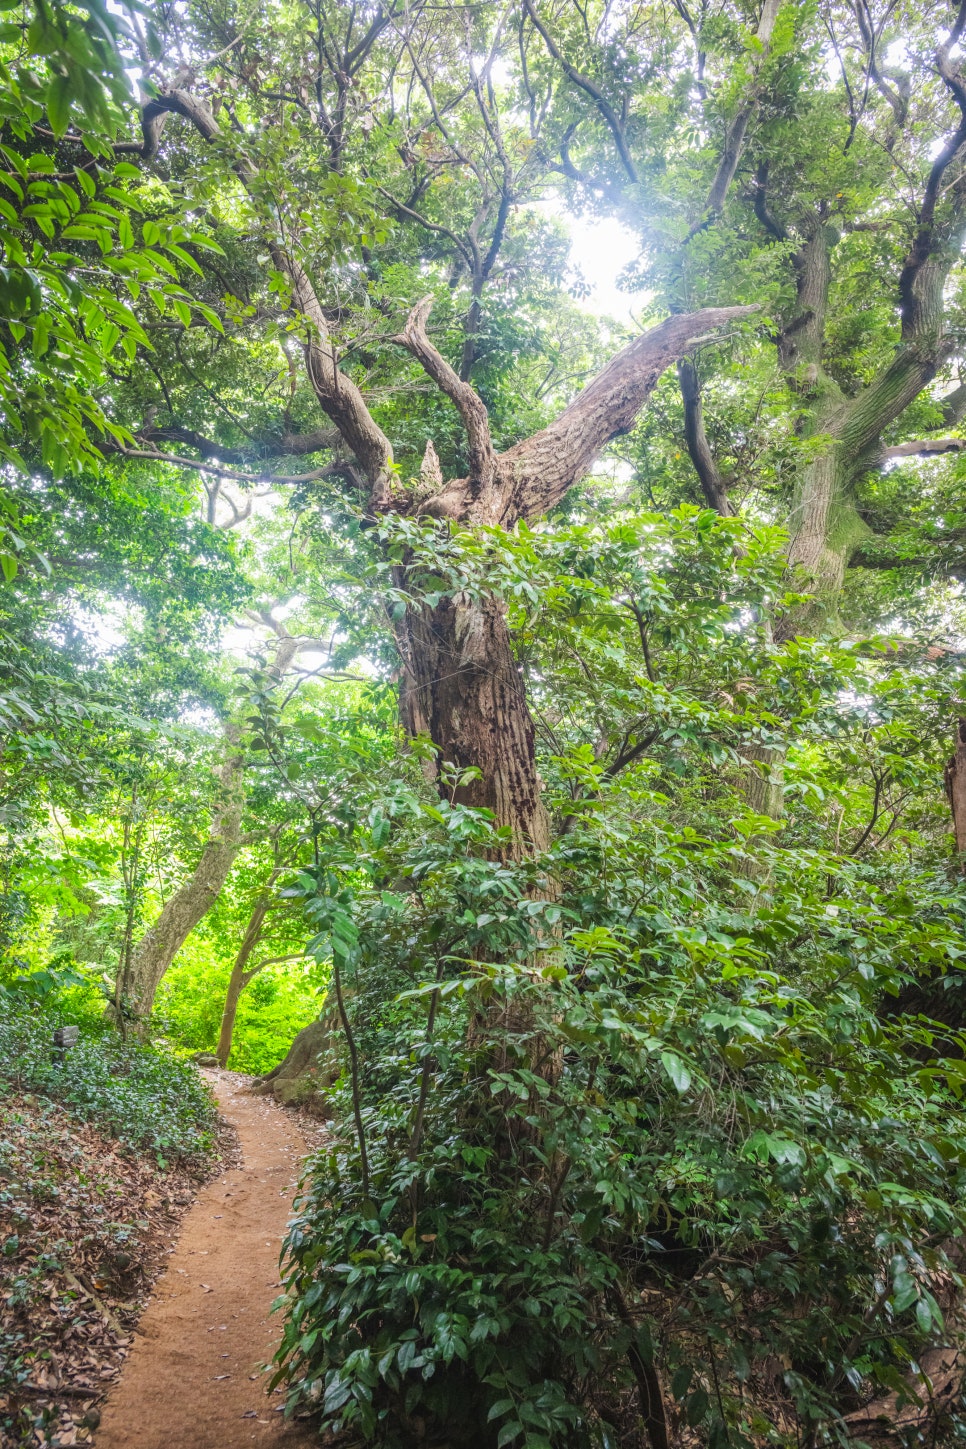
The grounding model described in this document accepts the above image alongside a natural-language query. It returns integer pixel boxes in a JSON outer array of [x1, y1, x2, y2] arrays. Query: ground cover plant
[[0, 973, 222, 1448], [0, 975, 217, 1167]]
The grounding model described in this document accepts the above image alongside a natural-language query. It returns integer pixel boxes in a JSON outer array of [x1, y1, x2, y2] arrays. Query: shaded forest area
[[5, 0, 966, 1442]]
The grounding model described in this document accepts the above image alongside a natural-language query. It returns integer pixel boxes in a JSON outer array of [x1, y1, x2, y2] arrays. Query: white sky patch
[[567, 213, 646, 320], [62, 600, 136, 656], [221, 621, 259, 658]]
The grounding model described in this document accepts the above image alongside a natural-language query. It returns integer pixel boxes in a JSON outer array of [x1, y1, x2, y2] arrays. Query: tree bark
[[113, 734, 245, 1030], [677, 356, 732, 515], [215, 894, 271, 1066], [389, 301, 754, 852], [945, 718, 966, 865], [397, 591, 550, 857]]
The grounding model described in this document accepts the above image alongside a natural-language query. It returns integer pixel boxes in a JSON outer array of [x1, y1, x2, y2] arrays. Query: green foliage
[[276, 782, 966, 1448], [0, 0, 225, 505], [156, 935, 320, 1075], [3, 2, 966, 1444], [0, 979, 216, 1166]]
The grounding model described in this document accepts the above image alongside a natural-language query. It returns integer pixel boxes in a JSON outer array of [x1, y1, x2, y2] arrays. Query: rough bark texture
[[252, 1016, 336, 1111], [738, 742, 785, 879], [114, 738, 245, 1027], [744, 743, 785, 821], [397, 592, 550, 855]]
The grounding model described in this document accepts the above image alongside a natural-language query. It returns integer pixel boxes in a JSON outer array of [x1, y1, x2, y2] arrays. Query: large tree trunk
[[397, 591, 550, 857], [113, 738, 245, 1030]]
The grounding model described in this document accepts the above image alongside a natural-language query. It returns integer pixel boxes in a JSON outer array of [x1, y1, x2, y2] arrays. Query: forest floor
[[92, 1071, 323, 1449]]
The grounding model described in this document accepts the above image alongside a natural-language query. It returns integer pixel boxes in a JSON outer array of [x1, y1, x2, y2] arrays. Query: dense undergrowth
[[274, 766, 966, 1449], [0, 977, 217, 1167]]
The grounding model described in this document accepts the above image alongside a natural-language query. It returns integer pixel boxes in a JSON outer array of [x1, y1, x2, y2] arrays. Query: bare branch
[[141, 424, 341, 466], [419, 307, 758, 525], [113, 445, 337, 485], [874, 437, 966, 462], [752, 161, 788, 241], [393, 295, 496, 495], [496, 306, 758, 524], [702, 0, 781, 216], [374, 184, 477, 270]]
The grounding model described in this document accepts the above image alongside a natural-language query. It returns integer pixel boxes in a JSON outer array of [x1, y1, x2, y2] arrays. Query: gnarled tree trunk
[[397, 593, 549, 857]]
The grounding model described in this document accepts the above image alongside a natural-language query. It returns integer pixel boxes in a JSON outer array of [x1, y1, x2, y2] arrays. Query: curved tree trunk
[[113, 735, 245, 1031], [215, 895, 270, 1066]]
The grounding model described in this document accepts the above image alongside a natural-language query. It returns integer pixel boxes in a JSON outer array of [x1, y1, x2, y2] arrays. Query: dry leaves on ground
[[0, 1091, 235, 1448]]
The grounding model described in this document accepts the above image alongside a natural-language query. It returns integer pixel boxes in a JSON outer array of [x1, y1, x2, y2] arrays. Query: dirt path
[[94, 1072, 319, 1449]]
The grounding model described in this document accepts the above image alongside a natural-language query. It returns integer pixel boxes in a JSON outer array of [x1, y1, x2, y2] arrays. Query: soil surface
[[94, 1072, 320, 1449]]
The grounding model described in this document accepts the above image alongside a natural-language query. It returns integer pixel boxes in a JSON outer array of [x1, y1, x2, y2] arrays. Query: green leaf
[[45, 73, 72, 137], [660, 1051, 692, 1094]]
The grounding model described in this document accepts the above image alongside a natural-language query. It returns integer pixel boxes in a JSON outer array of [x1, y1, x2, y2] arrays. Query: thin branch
[[112, 446, 337, 485], [142, 424, 341, 465], [753, 165, 787, 244], [374, 185, 476, 270], [393, 295, 496, 493], [849, 770, 887, 855], [522, 0, 639, 184]]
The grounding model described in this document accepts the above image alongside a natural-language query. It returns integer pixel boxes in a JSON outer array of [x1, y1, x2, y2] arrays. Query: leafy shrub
[[273, 783, 966, 1448], [0, 982, 216, 1166]]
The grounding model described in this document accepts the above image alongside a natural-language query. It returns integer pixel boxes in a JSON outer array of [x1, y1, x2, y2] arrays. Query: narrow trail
[[94, 1072, 319, 1449]]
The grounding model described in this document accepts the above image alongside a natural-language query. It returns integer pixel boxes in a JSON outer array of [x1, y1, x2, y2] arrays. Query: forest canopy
[[5, 0, 966, 1442]]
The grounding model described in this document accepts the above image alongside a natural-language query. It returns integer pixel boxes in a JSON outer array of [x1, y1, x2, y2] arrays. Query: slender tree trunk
[[396, 591, 550, 857], [113, 735, 245, 1030], [744, 743, 786, 821], [945, 718, 966, 866], [215, 895, 270, 1066]]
